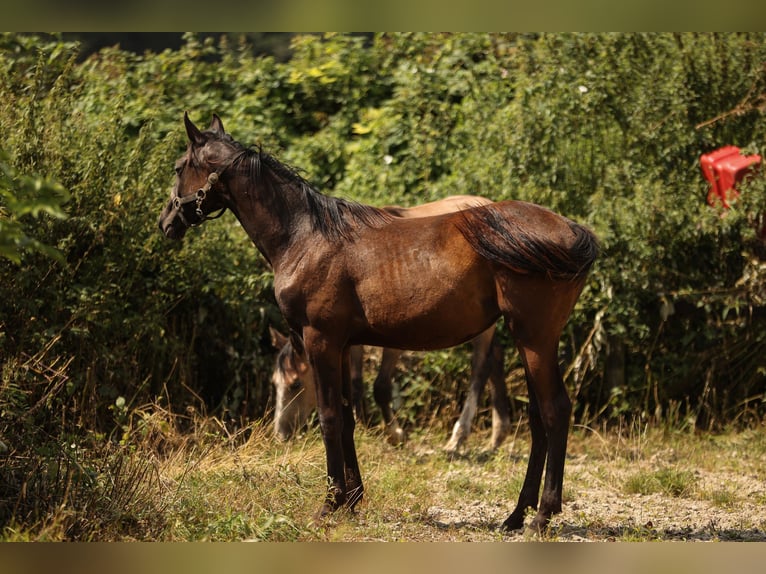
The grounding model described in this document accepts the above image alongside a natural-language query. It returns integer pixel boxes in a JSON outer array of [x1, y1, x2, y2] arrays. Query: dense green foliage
[[1, 34, 765, 535]]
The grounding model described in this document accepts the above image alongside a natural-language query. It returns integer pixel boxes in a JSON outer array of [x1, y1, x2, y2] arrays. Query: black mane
[[212, 133, 392, 242]]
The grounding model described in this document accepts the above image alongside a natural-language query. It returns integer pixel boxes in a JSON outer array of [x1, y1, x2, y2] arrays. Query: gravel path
[[415, 429, 766, 541]]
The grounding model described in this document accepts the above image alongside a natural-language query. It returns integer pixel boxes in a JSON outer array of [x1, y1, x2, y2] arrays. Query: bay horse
[[158, 114, 599, 532], [268, 194, 510, 451]]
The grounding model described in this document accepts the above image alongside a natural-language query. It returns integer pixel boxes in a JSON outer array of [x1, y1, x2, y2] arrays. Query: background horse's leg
[[373, 348, 405, 445], [349, 346, 370, 425], [444, 326, 510, 453], [487, 330, 512, 450], [502, 343, 571, 533]]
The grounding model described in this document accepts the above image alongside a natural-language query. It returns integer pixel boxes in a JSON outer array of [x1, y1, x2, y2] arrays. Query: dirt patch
[[412, 429, 766, 542]]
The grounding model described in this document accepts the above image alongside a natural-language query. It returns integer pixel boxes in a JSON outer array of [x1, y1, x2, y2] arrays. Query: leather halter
[[168, 171, 227, 228]]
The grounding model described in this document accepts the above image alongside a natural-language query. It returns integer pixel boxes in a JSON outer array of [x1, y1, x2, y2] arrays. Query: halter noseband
[[169, 171, 227, 228]]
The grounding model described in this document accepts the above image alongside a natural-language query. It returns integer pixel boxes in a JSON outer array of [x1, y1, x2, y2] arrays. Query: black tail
[[456, 203, 599, 281]]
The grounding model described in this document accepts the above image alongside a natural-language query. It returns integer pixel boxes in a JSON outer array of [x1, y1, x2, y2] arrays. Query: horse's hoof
[[346, 484, 364, 510], [489, 423, 511, 450], [526, 513, 551, 536], [500, 512, 525, 532], [444, 433, 466, 454], [386, 426, 406, 446], [312, 502, 335, 525]]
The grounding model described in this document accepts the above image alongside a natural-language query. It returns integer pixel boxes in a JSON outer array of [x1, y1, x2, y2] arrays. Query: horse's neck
[[228, 177, 311, 271]]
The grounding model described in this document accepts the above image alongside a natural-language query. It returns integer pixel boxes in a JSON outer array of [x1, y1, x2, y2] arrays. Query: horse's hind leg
[[498, 277, 582, 533], [502, 367, 548, 530], [501, 340, 572, 533], [373, 348, 405, 445]]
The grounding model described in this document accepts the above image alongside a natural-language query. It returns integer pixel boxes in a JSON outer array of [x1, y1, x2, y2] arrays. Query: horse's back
[[383, 194, 492, 219]]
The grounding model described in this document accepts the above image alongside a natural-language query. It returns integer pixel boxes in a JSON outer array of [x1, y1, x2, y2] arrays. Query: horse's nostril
[[275, 429, 290, 442], [159, 219, 185, 240]]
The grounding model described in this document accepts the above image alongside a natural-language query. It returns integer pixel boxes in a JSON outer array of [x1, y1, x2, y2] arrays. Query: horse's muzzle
[[158, 210, 187, 240]]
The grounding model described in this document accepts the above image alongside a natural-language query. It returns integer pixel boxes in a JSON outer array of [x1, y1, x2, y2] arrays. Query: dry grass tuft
[[3, 408, 766, 541]]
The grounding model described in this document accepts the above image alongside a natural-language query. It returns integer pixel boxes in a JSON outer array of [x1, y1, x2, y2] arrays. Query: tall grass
[[3, 403, 766, 541]]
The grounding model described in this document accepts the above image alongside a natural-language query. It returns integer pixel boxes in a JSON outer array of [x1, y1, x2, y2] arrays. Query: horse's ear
[[209, 114, 225, 135], [269, 326, 288, 349], [184, 112, 205, 147], [288, 330, 305, 358]]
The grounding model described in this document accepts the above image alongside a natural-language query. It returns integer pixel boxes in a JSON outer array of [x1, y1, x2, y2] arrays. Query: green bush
[[1, 32, 765, 459]]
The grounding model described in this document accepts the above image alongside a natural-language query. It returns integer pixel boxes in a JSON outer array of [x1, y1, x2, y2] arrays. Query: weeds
[[624, 468, 697, 498], [705, 488, 738, 508], [1, 404, 765, 541]]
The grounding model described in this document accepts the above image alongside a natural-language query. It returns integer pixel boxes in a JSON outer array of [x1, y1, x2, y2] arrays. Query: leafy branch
[[0, 148, 69, 263]]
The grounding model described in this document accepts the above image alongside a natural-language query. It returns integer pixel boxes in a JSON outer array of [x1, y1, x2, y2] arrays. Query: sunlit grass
[[624, 468, 697, 497], [3, 411, 766, 541], [704, 488, 738, 508]]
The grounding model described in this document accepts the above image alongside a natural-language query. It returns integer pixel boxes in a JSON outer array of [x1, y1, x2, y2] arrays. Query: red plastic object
[[700, 146, 762, 208]]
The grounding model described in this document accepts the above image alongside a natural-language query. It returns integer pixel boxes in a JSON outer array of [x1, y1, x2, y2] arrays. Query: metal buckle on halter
[[195, 188, 206, 219], [171, 171, 225, 228]]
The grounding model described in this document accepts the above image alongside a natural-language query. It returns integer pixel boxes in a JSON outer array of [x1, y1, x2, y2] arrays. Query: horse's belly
[[354, 248, 499, 350]]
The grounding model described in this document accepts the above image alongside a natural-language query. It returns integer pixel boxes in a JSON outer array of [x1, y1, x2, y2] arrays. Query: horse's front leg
[[306, 332, 347, 516], [306, 331, 363, 517], [340, 345, 364, 507]]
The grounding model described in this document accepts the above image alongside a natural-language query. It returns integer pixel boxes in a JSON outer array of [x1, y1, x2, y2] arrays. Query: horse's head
[[158, 113, 235, 239], [269, 327, 317, 441]]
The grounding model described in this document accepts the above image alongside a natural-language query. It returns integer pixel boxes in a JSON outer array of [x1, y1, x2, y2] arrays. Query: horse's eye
[[288, 379, 302, 392], [174, 165, 183, 176]]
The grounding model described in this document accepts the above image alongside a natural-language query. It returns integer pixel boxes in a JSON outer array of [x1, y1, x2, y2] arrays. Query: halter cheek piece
[[169, 171, 227, 228]]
